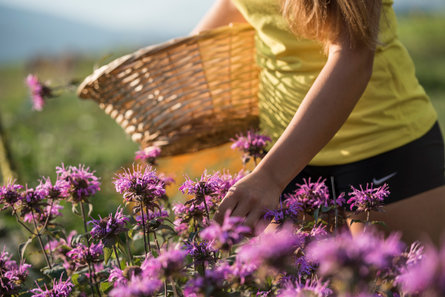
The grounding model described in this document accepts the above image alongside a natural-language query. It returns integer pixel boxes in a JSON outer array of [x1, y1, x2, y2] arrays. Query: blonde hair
[[281, 0, 381, 49]]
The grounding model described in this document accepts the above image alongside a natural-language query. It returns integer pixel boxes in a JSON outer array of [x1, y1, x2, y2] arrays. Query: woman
[[194, 0, 445, 244]]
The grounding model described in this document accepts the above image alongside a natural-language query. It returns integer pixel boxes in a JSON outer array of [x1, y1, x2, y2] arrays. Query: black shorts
[[282, 122, 445, 205]]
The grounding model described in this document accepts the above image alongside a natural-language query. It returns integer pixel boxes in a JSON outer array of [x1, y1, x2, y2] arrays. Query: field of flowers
[[2, 124, 445, 296], [1, 12, 445, 297]]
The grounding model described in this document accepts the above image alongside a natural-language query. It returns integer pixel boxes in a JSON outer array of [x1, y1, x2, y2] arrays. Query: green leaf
[[349, 219, 363, 226], [321, 206, 333, 212], [313, 208, 320, 223], [128, 228, 135, 240], [371, 220, 387, 228], [157, 224, 176, 233], [71, 273, 80, 286], [100, 281, 114, 294], [19, 236, 34, 261], [104, 247, 113, 264], [42, 265, 67, 279]]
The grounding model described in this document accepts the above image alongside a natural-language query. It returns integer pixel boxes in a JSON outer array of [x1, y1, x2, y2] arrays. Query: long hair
[[281, 0, 381, 49]]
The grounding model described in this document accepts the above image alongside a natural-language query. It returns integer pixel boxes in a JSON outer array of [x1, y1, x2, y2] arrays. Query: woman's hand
[[213, 169, 282, 235]]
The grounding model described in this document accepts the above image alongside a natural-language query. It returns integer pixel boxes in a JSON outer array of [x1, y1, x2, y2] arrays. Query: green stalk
[[80, 202, 101, 297]]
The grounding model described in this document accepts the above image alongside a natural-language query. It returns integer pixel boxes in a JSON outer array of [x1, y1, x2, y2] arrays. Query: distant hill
[[394, 0, 445, 13], [0, 4, 167, 64]]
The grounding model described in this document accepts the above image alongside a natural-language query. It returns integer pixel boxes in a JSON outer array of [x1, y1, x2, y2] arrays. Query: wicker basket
[[77, 23, 260, 156]]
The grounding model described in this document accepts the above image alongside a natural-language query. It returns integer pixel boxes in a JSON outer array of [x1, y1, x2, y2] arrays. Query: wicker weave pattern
[[77, 24, 260, 156]]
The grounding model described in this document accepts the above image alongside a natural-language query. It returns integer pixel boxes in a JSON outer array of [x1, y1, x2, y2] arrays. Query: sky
[[0, 0, 213, 35], [1, 0, 444, 34]]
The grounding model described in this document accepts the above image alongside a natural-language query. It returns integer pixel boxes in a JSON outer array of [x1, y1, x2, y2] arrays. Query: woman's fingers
[[214, 191, 238, 224], [243, 208, 265, 234], [230, 198, 251, 218]]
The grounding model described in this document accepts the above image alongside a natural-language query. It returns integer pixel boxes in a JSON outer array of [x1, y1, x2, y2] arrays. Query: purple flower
[[396, 240, 445, 296], [277, 276, 331, 297], [89, 206, 129, 246], [184, 263, 231, 296], [25, 74, 53, 111], [179, 171, 222, 199], [16, 187, 46, 218], [36, 177, 70, 200], [306, 229, 403, 280], [347, 183, 390, 213], [172, 197, 214, 232], [231, 130, 271, 164], [23, 202, 63, 226], [0, 180, 23, 211], [0, 247, 31, 295], [66, 242, 103, 270], [184, 240, 216, 265], [237, 223, 304, 271], [288, 177, 345, 212], [30, 275, 74, 297], [156, 247, 187, 277], [200, 211, 251, 250], [135, 146, 161, 165], [218, 170, 246, 198], [135, 207, 169, 231], [109, 275, 162, 297], [264, 197, 302, 225], [56, 164, 101, 203], [113, 164, 165, 207]]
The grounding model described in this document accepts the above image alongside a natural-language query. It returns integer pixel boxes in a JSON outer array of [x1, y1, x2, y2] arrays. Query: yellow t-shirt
[[232, 0, 437, 165]]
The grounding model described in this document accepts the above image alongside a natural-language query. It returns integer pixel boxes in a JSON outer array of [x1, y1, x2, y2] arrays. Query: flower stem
[[30, 209, 52, 269], [113, 244, 121, 270], [365, 211, 370, 231], [169, 276, 179, 297], [80, 202, 101, 297], [330, 176, 338, 233], [146, 205, 161, 253], [139, 200, 149, 256], [202, 197, 210, 223]]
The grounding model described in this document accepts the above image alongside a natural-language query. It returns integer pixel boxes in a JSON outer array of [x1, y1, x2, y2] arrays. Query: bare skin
[[195, 0, 445, 244]]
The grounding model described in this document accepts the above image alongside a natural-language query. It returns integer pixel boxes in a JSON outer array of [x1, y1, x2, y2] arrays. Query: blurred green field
[[0, 12, 444, 263]]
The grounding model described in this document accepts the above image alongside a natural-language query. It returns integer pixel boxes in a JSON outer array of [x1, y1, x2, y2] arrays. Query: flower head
[[30, 275, 74, 297], [237, 223, 304, 271], [23, 203, 63, 226], [66, 242, 103, 270], [179, 171, 222, 199], [36, 177, 70, 200], [396, 240, 445, 296], [306, 229, 404, 279], [184, 240, 216, 265], [113, 164, 165, 207], [109, 275, 162, 297], [56, 164, 101, 203], [289, 177, 345, 212], [26, 74, 53, 111], [135, 207, 169, 231], [1, 247, 31, 295], [135, 146, 161, 165], [347, 183, 390, 213], [200, 211, 251, 250], [231, 130, 271, 164], [0, 180, 23, 211], [277, 276, 331, 297], [89, 206, 129, 246]]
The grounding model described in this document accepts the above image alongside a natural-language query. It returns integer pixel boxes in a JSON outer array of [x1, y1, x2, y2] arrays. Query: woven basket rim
[[76, 23, 254, 99]]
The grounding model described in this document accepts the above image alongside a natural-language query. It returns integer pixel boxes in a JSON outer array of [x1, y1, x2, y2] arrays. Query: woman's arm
[[191, 0, 247, 35], [214, 40, 376, 231]]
